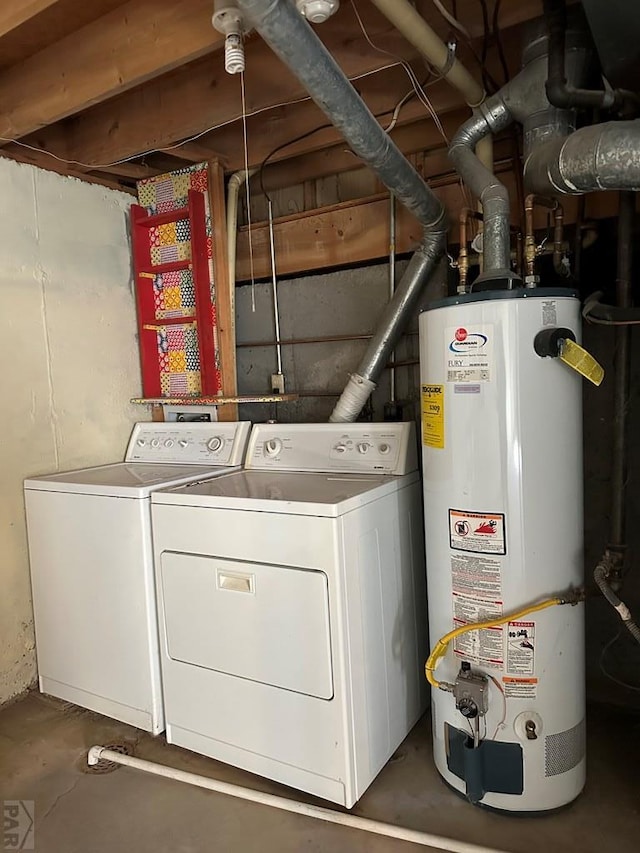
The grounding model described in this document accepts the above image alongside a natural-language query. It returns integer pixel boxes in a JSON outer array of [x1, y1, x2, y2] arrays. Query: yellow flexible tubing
[[425, 597, 563, 690]]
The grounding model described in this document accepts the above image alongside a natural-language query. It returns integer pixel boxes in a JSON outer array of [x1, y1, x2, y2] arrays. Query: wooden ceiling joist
[[56, 7, 421, 167], [0, 0, 225, 141], [255, 109, 472, 194], [0, 1, 65, 38]]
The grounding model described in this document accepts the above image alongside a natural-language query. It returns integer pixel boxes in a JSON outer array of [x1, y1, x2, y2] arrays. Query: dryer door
[[160, 552, 334, 699]]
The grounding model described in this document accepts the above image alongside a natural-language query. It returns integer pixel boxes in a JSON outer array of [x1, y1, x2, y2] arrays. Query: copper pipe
[[515, 231, 524, 279], [458, 208, 482, 293], [237, 332, 419, 349], [553, 204, 567, 276], [524, 194, 563, 281]]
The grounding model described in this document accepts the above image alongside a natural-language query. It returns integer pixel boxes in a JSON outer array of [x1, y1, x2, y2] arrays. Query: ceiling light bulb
[[212, 1, 249, 74]]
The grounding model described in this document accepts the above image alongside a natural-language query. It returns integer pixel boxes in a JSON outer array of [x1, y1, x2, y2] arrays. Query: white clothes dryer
[[151, 422, 427, 806]]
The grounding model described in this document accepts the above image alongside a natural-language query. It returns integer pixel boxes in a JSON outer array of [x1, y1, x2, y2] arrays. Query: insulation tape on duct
[[329, 374, 377, 423]]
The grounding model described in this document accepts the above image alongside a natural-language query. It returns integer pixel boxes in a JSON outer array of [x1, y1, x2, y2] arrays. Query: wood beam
[[207, 159, 238, 421], [167, 143, 226, 165], [254, 109, 471, 194], [0, 1, 64, 37], [0, 0, 225, 140], [56, 0, 545, 168], [89, 161, 161, 180], [235, 180, 619, 282], [61, 6, 423, 166]]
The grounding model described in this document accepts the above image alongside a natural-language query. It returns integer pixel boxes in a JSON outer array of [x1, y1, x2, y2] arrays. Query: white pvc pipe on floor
[[87, 746, 512, 853]]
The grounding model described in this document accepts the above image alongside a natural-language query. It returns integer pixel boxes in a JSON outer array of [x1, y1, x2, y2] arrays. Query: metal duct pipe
[[446, 11, 593, 283], [449, 105, 517, 285], [524, 120, 640, 195], [236, 0, 447, 422]]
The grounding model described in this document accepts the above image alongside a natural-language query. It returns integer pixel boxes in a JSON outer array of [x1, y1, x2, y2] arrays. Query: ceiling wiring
[[256, 75, 434, 204], [430, 0, 471, 40], [0, 62, 402, 173], [351, 0, 449, 144]]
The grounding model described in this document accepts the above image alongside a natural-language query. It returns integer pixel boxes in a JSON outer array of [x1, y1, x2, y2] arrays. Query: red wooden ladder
[[130, 189, 219, 397]]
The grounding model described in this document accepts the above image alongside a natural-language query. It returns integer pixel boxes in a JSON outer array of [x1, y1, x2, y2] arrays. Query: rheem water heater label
[[445, 324, 493, 383]]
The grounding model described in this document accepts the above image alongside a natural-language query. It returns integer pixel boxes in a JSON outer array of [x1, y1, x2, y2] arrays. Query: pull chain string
[[240, 70, 257, 311]]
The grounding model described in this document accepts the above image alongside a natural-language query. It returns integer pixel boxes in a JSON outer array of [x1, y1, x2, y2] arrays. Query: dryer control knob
[[264, 438, 283, 457], [356, 442, 369, 454], [334, 443, 347, 453], [178, 440, 189, 448], [164, 439, 174, 448], [378, 443, 390, 454], [151, 439, 160, 448], [207, 436, 224, 453]]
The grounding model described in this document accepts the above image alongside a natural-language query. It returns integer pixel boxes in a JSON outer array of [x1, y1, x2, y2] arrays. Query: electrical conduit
[[87, 746, 514, 853], [236, 0, 447, 423]]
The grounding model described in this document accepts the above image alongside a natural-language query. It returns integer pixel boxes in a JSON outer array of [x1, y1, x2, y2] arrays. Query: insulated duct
[[236, 0, 447, 422]]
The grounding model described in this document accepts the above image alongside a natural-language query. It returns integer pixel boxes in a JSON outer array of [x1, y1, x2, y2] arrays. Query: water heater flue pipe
[[236, 0, 447, 422]]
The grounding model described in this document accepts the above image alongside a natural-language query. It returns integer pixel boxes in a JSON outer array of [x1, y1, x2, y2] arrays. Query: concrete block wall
[[0, 159, 141, 703]]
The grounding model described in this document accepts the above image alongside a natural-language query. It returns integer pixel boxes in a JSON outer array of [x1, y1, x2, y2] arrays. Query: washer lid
[[24, 462, 240, 498], [151, 469, 418, 516]]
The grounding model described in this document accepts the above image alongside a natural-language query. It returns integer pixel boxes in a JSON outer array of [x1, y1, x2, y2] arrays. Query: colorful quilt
[[137, 164, 221, 397]]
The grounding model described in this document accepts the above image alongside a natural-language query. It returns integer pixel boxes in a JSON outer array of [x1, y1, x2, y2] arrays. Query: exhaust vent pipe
[[236, 0, 447, 422]]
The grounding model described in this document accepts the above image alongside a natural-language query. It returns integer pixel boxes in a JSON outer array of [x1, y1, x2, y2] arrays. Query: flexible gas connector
[[424, 591, 583, 690], [594, 556, 640, 645]]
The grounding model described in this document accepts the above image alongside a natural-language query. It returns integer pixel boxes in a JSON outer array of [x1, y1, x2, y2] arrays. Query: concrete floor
[[1, 693, 638, 853]]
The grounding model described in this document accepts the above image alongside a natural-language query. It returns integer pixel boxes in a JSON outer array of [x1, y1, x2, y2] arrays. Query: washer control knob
[[356, 442, 369, 454], [207, 436, 224, 453], [334, 443, 347, 453], [264, 438, 283, 457], [164, 439, 174, 448], [151, 439, 160, 448], [178, 440, 189, 448], [137, 439, 146, 447], [378, 443, 390, 454]]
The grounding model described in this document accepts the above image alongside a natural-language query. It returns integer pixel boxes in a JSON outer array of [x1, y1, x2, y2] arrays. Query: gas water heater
[[420, 289, 586, 813]]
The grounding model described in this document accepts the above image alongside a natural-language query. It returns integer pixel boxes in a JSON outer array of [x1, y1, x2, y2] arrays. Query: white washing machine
[[151, 422, 427, 807], [24, 421, 251, 734]]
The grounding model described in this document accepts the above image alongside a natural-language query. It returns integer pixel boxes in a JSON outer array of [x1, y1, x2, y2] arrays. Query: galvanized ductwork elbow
[[236, 0, 447, 422], [448, 102, 517, 286]]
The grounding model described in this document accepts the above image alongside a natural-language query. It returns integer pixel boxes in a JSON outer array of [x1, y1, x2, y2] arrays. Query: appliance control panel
[[245, 422, 417, 475], [125, 421, 251, 466]]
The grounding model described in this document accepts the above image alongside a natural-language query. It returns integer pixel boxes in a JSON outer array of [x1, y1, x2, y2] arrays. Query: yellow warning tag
[[421, 384, 445, 449], [559, 339, 604, 386]]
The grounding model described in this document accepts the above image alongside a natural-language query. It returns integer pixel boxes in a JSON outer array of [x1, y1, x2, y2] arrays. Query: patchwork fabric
[[137, 163, 222, 396]]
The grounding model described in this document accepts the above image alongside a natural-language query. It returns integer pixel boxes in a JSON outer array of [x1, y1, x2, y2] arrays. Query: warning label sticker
[[507, 621, 536, 675], [452, 593, 504, 668], [449, 509, 506, 555], [451, 551, 504, 669], [502, 676, 538, 699], [421, 384, 445, 449], [541, 300, 558, 327], [446, 324, 493, 383], [451, 552, 502, 599]]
